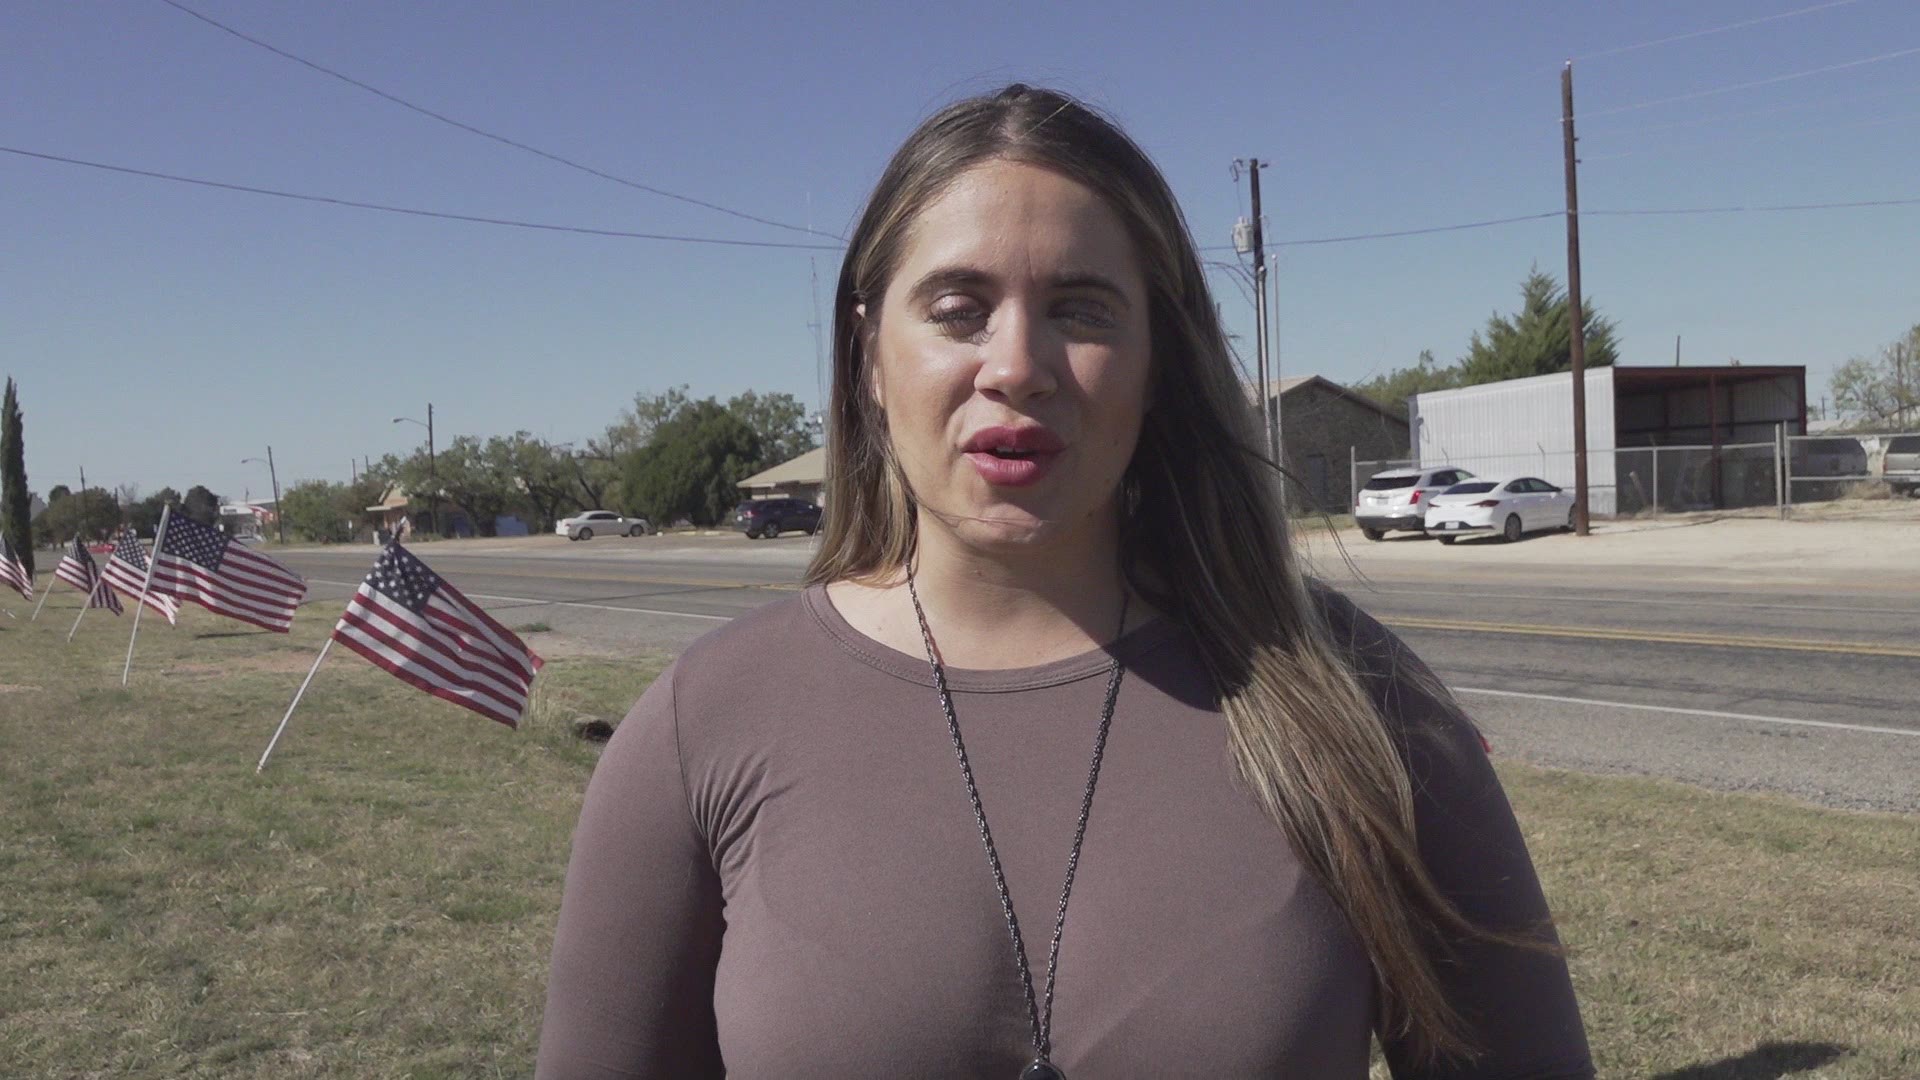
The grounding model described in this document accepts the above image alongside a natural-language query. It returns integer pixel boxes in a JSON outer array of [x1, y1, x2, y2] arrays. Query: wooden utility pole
[[1562, 61, 1591, 536], [1247, 160, 1279, 469]]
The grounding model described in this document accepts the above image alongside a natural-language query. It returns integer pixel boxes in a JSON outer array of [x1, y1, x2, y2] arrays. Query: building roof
[[1253, 374, 1409, 426], [737, 446, 826, 489]]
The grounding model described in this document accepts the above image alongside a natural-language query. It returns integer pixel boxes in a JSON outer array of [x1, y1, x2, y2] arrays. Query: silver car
[[556, 510, 652, 541], [1354, 467, 1475, 540], [1882, 434, 1920, 497]]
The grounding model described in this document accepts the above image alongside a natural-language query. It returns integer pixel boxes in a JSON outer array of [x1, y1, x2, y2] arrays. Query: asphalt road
[[281, 534, 1920, 814]]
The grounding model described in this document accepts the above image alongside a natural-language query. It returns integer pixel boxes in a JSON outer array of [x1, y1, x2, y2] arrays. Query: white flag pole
[[30, 572, 53, 621], [67, 571, 109, 643], [122, 505, 172, 687], [258, 637, 334, 773]]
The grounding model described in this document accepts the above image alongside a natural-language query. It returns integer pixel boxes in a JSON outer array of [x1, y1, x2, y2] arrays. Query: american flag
[[152, 515, 307, 633], [0, 532, 29, 601], [331, 542, 542, 728], [102, 527, 180, 625], [54, 536, 122, 614]]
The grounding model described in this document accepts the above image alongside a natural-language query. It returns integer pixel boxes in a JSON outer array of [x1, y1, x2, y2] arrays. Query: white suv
[[1355, 467, 1474, 540], [556, 510, 652, 541]]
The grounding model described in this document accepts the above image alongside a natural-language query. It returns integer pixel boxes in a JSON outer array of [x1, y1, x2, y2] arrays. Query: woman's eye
[[927, 300, 987, 334], [1056, 300, 1116, 328]]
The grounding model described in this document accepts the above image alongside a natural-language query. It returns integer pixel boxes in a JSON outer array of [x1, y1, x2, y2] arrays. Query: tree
[[1456, 268, 1618, 385], [47, 484, 71, 505], [727, 390, 817, 467], [493, 433, 577, 533], [2, 378, 31, 573], [573, 387, 694, 510], [279, 480, 364, 543], [181, 486, 222, 528], [1354, 350, 1462, 415], [619, 399, 763, 526], [32, 487, 120, 548], [1350, 270, 1620, 412], [434, 436, 519, 537], [1831, 324, 1920, 429], [127, 487, 181, 538]]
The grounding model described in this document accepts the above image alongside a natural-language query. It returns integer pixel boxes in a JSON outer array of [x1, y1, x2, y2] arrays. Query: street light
[[240, 448, 286, 544], [392, 403, 436, 536]]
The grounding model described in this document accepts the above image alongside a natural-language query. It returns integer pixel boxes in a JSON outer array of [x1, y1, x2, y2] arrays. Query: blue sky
[[7, 0, 1917, 500]]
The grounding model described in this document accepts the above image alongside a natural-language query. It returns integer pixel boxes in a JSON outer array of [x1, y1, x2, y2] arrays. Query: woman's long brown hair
[[805, 84, 1555, 1067]]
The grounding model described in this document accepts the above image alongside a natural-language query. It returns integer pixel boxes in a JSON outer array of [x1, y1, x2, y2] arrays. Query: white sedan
[[1423, 477, 1575, 544], [556, 510, 652, 541]]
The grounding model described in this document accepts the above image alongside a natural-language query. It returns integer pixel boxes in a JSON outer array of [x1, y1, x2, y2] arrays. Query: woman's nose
[[972, 305, 1060, 404]]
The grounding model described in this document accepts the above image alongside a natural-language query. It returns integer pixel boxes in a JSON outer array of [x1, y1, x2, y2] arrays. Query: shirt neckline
[[803, 582, 1181, 693]]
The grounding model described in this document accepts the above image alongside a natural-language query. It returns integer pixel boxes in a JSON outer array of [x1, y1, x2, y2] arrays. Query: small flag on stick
[[152, 514, 306, 632], [258, 543, 540, 772], [102, 527, 179, 625], [54, 537, 122, 615], [331, 542, 542, 728], [0, 533, 31, 601]]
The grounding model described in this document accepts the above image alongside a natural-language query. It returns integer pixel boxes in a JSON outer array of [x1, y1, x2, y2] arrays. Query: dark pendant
[[1021, 1060, 1066, 1080]]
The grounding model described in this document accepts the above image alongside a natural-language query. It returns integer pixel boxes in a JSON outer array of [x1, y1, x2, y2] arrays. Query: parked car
[[1354, 467, 1475, 540], [1423, 476, 1575, 544], [1881, 434, 1920, 497], [733, 498, 822, 539], [556, 510, 652, 541]]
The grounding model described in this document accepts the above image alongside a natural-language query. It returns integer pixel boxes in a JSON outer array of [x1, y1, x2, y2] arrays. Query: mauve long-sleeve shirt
[[535, 585, 1594, 1078]]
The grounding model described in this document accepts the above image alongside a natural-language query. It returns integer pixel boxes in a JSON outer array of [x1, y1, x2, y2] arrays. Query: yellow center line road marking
[[1382, 615, 1920, 659]]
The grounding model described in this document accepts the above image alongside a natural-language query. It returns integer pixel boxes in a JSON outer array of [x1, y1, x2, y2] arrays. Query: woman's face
[[869, 159, 1153, 552]]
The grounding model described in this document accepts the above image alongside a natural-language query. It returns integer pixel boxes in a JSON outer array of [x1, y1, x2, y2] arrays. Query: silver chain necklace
[[907, 574, 1130, 1080]]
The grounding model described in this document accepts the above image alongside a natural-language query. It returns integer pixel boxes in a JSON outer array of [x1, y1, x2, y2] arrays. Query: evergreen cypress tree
[[1, 378, 31, 577]]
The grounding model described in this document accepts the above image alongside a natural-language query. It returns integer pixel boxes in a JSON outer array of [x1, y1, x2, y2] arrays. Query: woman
[[537, 85, 1592, 1079]]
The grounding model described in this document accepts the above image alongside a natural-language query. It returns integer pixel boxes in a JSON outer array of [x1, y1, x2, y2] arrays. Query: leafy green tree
[[619, 400, 763, 526], [279, 480, 367, 543], [2, 378, 31, 574], [491, 433, 577, 532], [1456, 268, 1618, 384], [727, 390, 817, 467], [126, 487, 182, 538], [181, 486, 222, 527], [48, 484, 71, 505], [1831, 323, 1920, 429], [1353, 350, 1463, 415], [32, 487, 120, 548], [434, 436, 519, 537]]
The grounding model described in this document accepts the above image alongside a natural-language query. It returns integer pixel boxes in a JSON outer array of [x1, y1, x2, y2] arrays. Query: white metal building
[[1410, 365, 1807, 515]]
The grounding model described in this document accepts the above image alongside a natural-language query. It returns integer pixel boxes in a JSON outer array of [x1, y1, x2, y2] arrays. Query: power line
[[10, 141, 1917, 253], [1583, 83, 1918, 140], [154, 0, 839, 241], [1584, 44, 1920, 119], [1583, 110, 1920, 163], [0, 145, 843, 250], [1574, 0, 1865, 61], [1587, 195, 1920, 216]]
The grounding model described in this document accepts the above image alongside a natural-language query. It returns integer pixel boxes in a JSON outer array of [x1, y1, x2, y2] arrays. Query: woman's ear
[[855, 302, 886, 409]]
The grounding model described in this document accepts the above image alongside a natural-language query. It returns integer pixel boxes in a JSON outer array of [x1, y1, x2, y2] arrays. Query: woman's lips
[[965, 450, 1058, 487]]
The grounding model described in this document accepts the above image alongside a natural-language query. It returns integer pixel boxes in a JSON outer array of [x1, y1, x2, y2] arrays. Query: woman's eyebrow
[[905, 266, 1133, 309], [906, 267, 994, 304], [1047, 271, 1132, 309]]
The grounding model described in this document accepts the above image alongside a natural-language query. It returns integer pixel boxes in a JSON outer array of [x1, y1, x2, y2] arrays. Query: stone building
[[1256, 375, 1411, 512]]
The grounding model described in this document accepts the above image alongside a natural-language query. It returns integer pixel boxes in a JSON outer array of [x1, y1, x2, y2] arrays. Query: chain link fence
[[1350, 429, 1920, 519]]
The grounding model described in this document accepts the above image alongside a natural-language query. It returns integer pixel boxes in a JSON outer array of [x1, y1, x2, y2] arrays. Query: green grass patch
[[1, 594, 665, 1077], [5, 589, 1917, 1077]]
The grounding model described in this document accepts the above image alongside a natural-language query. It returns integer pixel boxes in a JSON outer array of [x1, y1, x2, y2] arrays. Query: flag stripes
[[103, 528, 179, 624], [0, 534, 30, 600], [153, 516, 306, 632], [329, 542, 540, 729], [54, 539, 122, 613]]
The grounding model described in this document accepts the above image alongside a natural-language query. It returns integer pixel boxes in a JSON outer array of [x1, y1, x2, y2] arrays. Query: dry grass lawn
[[3, 590, 1915, 1077]]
